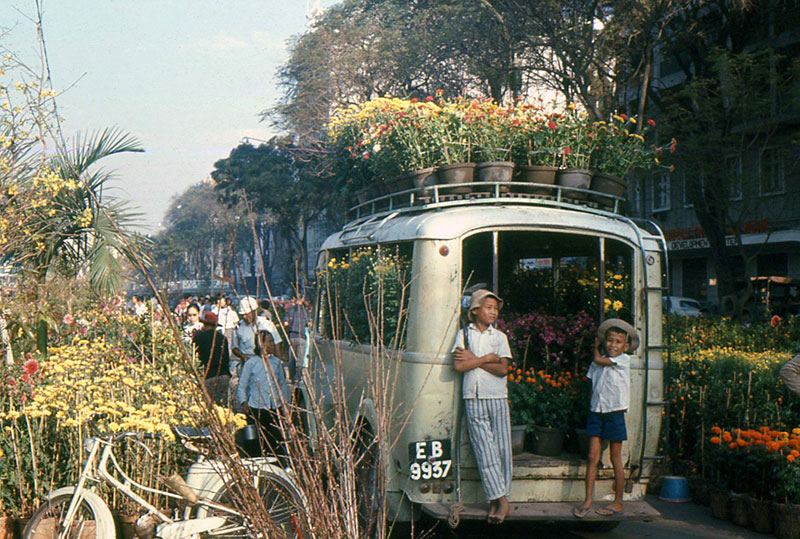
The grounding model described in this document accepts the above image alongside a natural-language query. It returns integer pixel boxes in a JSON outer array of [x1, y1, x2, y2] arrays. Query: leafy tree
[[154, 182, 257, 284], [656, 1, 800, 312], [211, 139, 333, 283]]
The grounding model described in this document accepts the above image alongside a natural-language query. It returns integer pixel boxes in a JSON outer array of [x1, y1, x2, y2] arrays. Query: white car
[[663, 296, 702, 316]]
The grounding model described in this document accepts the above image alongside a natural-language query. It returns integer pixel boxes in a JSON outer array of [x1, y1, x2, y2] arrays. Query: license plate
[[408, 439, 452, 481]]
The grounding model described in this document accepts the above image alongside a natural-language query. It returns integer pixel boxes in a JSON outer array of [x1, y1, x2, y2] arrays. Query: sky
[[1, 0, 337, 232]]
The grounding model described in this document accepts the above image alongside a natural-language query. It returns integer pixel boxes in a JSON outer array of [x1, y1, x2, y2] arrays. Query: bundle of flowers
[[0, 310, 246, 515], [497, 309, 596, 373]]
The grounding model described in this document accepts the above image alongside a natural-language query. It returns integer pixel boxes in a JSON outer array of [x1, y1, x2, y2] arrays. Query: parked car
[[663, 296, 702, 316]]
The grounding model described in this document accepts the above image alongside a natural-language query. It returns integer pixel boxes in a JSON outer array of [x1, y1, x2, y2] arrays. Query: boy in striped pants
[[453, 289, 513, 524]]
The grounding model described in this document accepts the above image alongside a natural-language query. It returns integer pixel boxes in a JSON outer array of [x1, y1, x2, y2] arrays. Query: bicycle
[[22, 416, 306, 539]]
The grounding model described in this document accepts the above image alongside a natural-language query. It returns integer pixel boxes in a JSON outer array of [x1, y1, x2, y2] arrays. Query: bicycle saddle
[[173, 426, 212, 440]]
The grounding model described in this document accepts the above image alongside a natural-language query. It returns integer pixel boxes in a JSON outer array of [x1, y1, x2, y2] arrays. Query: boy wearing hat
[[452, 289, 513, 524], [573, 318, 639, 518]]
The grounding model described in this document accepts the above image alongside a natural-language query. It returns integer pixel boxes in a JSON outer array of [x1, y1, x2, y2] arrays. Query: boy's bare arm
[[593, 340, 614, 366], [453, 348, 508, 376], [480, 355, 509, 376]]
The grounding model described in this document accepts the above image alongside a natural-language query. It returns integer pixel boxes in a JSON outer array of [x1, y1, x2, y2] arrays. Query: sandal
[[572, 506, 591, 519], [595, 506, 624, 516]]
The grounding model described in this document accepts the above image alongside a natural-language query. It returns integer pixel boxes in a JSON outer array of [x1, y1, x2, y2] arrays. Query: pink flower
[[63, 314, 74, 325], [425, 96, 434, 102], [24, 358, 39, 376]]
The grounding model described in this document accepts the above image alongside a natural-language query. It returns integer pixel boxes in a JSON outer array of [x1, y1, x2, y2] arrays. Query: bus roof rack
[[345, 180, 626, 227]]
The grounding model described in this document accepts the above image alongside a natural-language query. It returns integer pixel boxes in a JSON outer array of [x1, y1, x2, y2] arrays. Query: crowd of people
[[132, 292, 309, 462]]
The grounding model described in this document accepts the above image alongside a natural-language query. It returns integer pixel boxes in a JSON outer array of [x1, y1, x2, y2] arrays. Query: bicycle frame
[[58, 432, 257, 539]]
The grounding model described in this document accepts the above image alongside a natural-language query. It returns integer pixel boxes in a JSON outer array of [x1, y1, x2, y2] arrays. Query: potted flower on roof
[[471, 99, 515, 184], [556, 105, 596, 200], [589, 114, 676, 205]]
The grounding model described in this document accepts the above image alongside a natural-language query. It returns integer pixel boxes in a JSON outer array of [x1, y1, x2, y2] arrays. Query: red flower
[[562, 146, 572, 155], [410, 97, 419, 104], [547, 119, 557, 130], [670, 138, 677, 153], [647, 119, 656, 127], [771, 315, 782, 327], [362, 151, 370, 160], [619, 113, 628, 121], [24, 358, 39, 376]]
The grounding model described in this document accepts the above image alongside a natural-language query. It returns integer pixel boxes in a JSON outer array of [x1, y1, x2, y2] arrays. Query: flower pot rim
[[520, 164, 558, 170], [476, 161, 515, 168], [438, 162, 476, 170]]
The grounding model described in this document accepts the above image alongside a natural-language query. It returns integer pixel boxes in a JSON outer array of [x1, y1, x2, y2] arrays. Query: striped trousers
[[464, 397, 512, 501]]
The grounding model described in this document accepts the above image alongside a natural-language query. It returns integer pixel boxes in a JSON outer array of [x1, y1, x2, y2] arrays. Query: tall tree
[[656, 1, 800, 311], [155, 182, 255, 283], [211, 139, 332, 283]]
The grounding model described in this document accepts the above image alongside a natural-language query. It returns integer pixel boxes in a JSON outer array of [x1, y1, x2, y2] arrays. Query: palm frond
[[59, 127, 144, 177]]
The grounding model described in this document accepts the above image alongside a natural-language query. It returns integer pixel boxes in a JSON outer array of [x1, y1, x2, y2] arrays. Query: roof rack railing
[[345, 180, 626, 224]]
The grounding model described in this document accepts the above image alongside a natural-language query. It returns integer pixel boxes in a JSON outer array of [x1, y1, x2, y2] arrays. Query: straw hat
[[597, 318, 640, 353]]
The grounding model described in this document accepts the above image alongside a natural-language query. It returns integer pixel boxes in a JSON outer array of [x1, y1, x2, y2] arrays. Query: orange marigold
[[722, 432, 732, 443], [789, 455, 796, 463], [710, 436, 721, 445], [728, 442, 737, 450], [711, 426, 721, 435], [736, 438, 746, 447], [791, 450, 800, 458]]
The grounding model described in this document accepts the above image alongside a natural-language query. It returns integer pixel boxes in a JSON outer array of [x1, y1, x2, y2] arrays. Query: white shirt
[[452, 323, 512, 399], [587, 352, 630, 413], [217, 306, 240, 330]]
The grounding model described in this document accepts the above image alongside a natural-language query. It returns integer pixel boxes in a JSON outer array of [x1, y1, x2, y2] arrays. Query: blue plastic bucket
[[659, 475, 691, 503]]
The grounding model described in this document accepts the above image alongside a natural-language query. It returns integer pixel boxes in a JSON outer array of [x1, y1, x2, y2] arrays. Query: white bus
[[305, 181, 666, 529]]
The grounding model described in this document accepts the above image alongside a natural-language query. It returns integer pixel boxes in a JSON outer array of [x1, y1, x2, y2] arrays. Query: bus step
[[646, 344, 668, 351], [420, 500, 661, 523], [643, 455, 666, 460], [645, 286, 669, 291], [647, 401, 668, 406]]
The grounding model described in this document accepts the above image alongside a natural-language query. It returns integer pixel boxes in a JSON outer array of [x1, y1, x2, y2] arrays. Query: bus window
[[463, 231, 634, 369], [317, 243, 412, 346]]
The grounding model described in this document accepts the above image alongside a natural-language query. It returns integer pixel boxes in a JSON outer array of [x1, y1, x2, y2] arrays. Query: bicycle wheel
[[23, 491, 115, 539], [200, 470, 306, 539]]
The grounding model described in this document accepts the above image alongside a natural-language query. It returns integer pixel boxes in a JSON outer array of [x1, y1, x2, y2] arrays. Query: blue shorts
[[586, 411, 627, 442]]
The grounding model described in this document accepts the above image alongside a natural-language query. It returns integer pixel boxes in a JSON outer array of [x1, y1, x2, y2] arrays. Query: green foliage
[[318, 246, 410, 346], [666, 316, 800, 472]]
